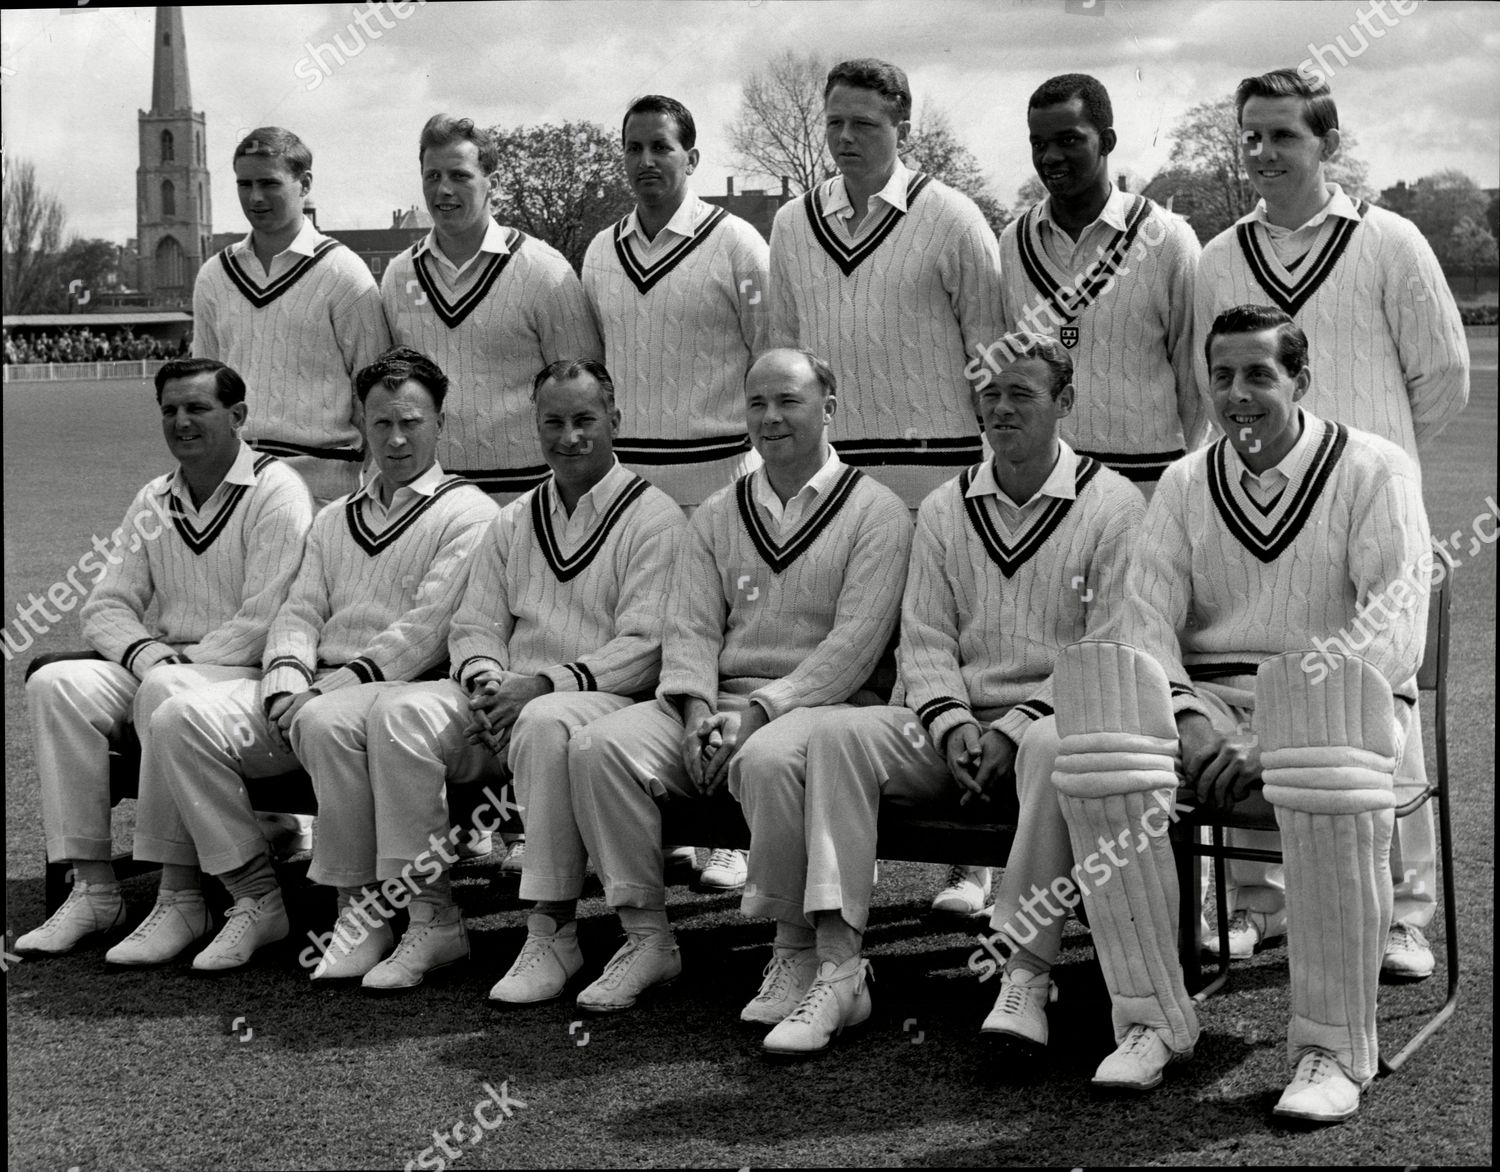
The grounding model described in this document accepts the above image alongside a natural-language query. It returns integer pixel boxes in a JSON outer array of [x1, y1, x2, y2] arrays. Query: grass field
[[4, 341, 1495, 1169]]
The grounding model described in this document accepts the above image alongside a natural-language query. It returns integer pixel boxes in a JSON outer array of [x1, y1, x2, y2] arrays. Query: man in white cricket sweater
[[193, 128, 391, 507], [18, 358, 313, 961], [583, 94, 773, 893], [1052, 305, 1429, 1122], [133, 347, 497, 973], [554, 348, 911, 1015], [767, 58, 1004, 511], [731, 334, 1145, 1056], [331, 359, 687, 995], [382, 114, 603, 503], [1194, 69, 1467, 979]]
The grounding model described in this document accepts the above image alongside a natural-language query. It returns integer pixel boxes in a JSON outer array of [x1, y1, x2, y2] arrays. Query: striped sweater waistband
[[250, 439, 364, 463], [833, 436, 982, 467], [1074, 448, 1184, 482], [614, 435, 752, 465]]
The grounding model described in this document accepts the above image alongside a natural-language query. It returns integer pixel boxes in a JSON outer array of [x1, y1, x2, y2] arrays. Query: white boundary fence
[[2, 360, 172, 383]]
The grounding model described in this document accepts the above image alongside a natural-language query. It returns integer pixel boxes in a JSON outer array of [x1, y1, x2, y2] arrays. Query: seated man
[[530, 348, 911, 1014], [736, 333, 1144, 1055], [338, 358, 685, 993], [18, 358, 312, 960], [136, 346, 497, 972], [1051, 305, 1429, 1123]]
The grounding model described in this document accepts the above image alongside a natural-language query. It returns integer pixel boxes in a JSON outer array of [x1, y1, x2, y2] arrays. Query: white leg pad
[[1257, 651, 1397, 1084], [1050, 641, 1197, 1054]]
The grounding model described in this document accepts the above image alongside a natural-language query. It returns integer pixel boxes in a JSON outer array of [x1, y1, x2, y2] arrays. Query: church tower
[[137, 6, 211, 308]]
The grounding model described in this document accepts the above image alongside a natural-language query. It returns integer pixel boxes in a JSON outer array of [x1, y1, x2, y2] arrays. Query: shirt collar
[[1231, 409, 1319, 485], [159, 440, 262, 500], [234, 218, 321, 260], [354, 459, 448, 505], [547, 458, 632, 519], [823, 158, 914, 219], [753, 446, 844, 512], [414, 218, 511, 262], [1244, 182, 1360, 232], [967, 440, 1079, 506], [622, 191, 707, 245], [1036, 184, 1130, 233]]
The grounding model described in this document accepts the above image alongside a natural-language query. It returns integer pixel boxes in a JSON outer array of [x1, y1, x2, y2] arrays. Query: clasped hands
[[463, 670, 553, 757], [680, 698, 769, 796], [942, 723, 1016, 807], [1176, 712, 1262, 810]]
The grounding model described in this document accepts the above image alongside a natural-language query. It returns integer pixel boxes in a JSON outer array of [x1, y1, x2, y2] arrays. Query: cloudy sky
[[2, 0, 1497, 242]]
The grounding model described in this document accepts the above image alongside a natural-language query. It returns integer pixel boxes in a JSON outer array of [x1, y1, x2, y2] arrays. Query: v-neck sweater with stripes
[[448, 472, 687, 696], [260, 473, 499, 698], [1195, 203, 1469, 460], [192, 235, 391, 456], [997, 196, 1205, 482], [898, 456, 1145, 750], [581, 206, 769, 506], [766, 175, 1005, 509], [381, 229, 603, 497], [1110, 412, 1431, 712], [657, 463, 913, 718], [80, 452, 314, 677]]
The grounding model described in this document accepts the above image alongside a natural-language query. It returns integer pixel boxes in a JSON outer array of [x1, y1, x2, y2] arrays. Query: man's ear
[[823, 392, 838, 422], [231, 401, 249, 430], [1319, 127, 1342, 162]]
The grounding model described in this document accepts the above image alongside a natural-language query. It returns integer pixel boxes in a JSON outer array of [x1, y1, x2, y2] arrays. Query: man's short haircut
[[233, 127, 312, 179], [750, 349, 838, 399], [825, 58, 912, 124], [154, 357, 246, 407], [1028, 73, 1114, 137], [531, 357, 618, 413], [622, 95, 697, 151], [1235, 68, 1339, 137], [418, 114, 500, 175], [1205, 304, 1310, 378], [356, 346, 450, 410], [985, 333, 1073, 398]]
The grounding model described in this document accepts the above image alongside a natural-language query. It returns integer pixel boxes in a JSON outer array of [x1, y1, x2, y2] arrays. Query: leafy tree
[[1446, 216, 1499, 268], [1014, 176, 1046, 213], [902, 104, 1010, 236], [728, 50, 832, 195], [55, 238, 124, 307], [1407, 169, 1491, 257], [3, 161, 68, 314], [487, 120, 634, 272]]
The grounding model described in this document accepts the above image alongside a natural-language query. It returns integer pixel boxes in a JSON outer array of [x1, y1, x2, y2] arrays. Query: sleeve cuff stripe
[[348, 657, 383, 685], [121, 638, 161, 672], [916, 697, 968, 731], [266, 656, 315, 681], [568, 662, 597, 691]]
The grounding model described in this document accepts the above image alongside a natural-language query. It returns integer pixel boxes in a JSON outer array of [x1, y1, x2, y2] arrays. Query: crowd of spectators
[[3, 326, 192, 365]]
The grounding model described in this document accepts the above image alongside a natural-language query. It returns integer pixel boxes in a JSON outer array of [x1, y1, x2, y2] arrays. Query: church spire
[[150, 6, 192, 114]]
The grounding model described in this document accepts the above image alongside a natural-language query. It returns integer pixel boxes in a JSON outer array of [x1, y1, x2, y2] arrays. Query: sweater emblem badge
[[1059, 325, 1079, 349]]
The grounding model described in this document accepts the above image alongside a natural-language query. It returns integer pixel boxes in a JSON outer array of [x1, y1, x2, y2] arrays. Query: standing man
[[133, 347, 497, 973], [194, 128, 390, 507], [348, 359, 686, 995], [729, 334, 1144, 1056], [17, 359, 312, 960], [546, 349, 911, 1015], [383, 115, 603, 504], [767, 58, 1004, 511], [581, 94, 771, 891], [991, 73, 1204, 488], [1194, 69, 1468, 977], [1051, 305, 1429, 1122]]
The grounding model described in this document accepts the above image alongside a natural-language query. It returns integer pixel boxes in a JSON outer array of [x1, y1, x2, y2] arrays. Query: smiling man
[[341, 358, 685, 995], [1053, 305, 1429, 1122], [767, 59, 1004, 510], [382, 115, 602, 504], [193, 128, 390, 507], [552, 348, 911, 1017], [1194, 68, 1467, 978], [135, 347, 497, 974], [17, 359, 313, 963], [734, 334, 1143, 1057]]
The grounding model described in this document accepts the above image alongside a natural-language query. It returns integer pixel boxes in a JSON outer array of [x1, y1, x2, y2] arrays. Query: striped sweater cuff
[[317, 657, 386, 693], [994, 699, 1053, 744], [1169, 682, 1210, 720], [123, 638, 176, 678], [915, 695, 974, 751], [543, 662, 598, 693], [262, 657, 315, 699], [457, 655, 505, 689]]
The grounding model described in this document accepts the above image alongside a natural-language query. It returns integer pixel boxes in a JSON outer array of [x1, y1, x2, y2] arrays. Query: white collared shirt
[[821, 158, 914, 239], [354, 460, 448, 523], [161, 440, 262, 519], [621, 192, 713, 260], [752, 447, 843, 536], [1247, 183, 1361, 266], [232, 219, 321, 281], [1233, 409, 1316, 505], [966, 441, 1077, 534], [546, 458, 633, 545], [415, 218, 511, 281], [1034, 184, 1132, 270]]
